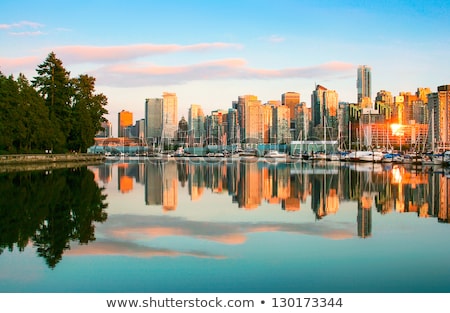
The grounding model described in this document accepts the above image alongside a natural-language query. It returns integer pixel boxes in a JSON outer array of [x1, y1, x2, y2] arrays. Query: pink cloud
[[53, 42, 243, 63], [65, 241, 226, 259], [0, 56, 40, 73], [93, 59, 355, 87]]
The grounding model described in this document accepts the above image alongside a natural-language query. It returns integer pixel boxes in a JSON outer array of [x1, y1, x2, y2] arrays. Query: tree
[[69, 74, 108, 152], [16, 73, 53, 152], [32, 52, 73, 152], [0, 73, 20, 153]]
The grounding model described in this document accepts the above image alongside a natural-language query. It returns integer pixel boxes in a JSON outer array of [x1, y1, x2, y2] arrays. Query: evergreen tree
[[32, 52, 73, 152], [0, 73, 20, 153], [69, 74, 108, 152], [16, 73, 53, 152]]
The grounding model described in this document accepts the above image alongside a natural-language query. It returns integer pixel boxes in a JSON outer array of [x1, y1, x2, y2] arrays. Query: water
[[0, 159, 449, 293]]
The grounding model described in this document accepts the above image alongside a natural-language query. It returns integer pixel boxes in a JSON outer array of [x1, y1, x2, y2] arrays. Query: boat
[[381, 153, 397, 163], [345, 150, 372, 162], [444, 151, 450, 167], [264, 150, 288, 158], [358, 151, 385, 162]]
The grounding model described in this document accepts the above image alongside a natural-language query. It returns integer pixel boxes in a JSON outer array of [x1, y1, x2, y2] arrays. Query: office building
[[145, 98, 163, 143], [118, 110, 133, 137], [357, 65, 372, 104]]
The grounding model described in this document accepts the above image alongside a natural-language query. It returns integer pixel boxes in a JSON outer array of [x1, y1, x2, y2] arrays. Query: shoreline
[[0, 153, 105, 172]]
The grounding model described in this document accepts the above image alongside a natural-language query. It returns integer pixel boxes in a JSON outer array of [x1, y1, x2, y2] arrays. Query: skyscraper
[[357, 65, 372, 104], [118, 110, 133, 137], [428, 85, 450, 149], [162, 92, 178, 140], [145, 98, 163, 142], [188, 104, 205, 145], [281, 91, 300, 129]]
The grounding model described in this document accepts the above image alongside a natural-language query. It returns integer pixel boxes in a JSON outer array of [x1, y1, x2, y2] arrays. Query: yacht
[[264, 150, 288, 159]]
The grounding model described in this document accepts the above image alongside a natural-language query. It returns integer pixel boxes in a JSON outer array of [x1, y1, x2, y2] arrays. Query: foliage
[[0, 52, 108, 154]]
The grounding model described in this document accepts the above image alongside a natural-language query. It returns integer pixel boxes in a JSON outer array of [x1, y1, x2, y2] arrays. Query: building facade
[[357, 65, 372, 104], [118, 110, 133, 137]]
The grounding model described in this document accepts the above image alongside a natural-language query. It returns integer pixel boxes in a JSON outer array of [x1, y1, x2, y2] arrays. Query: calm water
[[1, 158, 449, 293]]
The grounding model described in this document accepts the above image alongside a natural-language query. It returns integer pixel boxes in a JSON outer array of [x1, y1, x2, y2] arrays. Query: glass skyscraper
[[357, 65, 372, 104]]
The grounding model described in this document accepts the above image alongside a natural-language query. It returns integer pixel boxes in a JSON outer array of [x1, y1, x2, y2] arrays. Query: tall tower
[[188, 104, 205, 145], [118, 110, 133, 137], [162, 92, 178, 140], [145, 98, 163, 143], [281, 92, 300, 129], [428, 85, 450, 149], [357, 65, 372, 104]]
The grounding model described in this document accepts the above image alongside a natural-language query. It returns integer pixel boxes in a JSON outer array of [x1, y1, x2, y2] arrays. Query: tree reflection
[[0, 167, 108, 268]]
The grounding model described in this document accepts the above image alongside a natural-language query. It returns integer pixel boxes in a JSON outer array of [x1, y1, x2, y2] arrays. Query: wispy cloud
[[0, 20, 44, 29], [53, 42, 243, 63], [263, 34, 286, 43], [0, 20, 45, 37], [9, 31, 45, 36], [65, 213, 354, 258], [93, 59, 355, 87]]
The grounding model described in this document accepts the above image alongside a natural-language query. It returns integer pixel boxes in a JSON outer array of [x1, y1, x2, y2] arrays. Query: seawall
[[0, 154, 105, 172]]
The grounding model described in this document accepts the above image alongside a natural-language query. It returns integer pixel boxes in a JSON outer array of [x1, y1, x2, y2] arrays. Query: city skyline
[[1, 0, 449, 126]]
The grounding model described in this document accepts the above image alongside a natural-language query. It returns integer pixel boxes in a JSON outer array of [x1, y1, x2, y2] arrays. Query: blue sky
[[1, 0, 449, 132]]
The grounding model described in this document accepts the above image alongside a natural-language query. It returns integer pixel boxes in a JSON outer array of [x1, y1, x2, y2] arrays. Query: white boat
[[345, 151, 372, 162], [359, 151, 385, 162], [264, 150, 288, 159]]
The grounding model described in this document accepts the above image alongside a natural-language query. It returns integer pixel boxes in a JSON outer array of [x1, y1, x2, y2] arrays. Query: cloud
[[9, 31, 45, 36], [64, 213, 354, 259], [53, 42, 243, 63], [66, 240, 226, 259], [0, 20, 44, 30], [262, 35, 286, 43], [0, 56, 40, 73], [92, 59, 355, 87]]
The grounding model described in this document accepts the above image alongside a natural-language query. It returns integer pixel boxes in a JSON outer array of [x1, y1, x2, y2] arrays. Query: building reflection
[[97, 159, 450, 237]]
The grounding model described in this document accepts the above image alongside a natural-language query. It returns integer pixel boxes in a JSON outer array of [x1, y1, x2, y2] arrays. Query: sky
[[1, 0, 450, 135]]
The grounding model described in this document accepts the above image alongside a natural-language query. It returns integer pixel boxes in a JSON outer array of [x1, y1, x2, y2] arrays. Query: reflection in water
[[98, 159, 450, 228], [0, 168, 108, 268], [2, 159, 450, 272]]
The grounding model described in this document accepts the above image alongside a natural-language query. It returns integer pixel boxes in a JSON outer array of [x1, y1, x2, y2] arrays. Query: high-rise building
[[357, 65, 372, 104], [375, 90, 394, 121], [96, 120, 112, 138], [272, 105, 291, 143], [281, 92, 300, 129], [188, 104, 205, 145], [162, 92, 178, 140], [118, 110, 133, 137], [428, 85, 450, 149], [311, 85, 338, 140], [226, 108, 239, 145], [294, 102, 309, 141], [145, 98, 163, 143]]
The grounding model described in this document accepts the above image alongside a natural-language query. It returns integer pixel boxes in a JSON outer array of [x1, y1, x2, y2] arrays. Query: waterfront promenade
[[0, 153, 105, 172]]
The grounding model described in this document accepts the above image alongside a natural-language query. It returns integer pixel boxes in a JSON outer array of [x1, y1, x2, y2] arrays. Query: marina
[[0, 158, 449, 292]]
